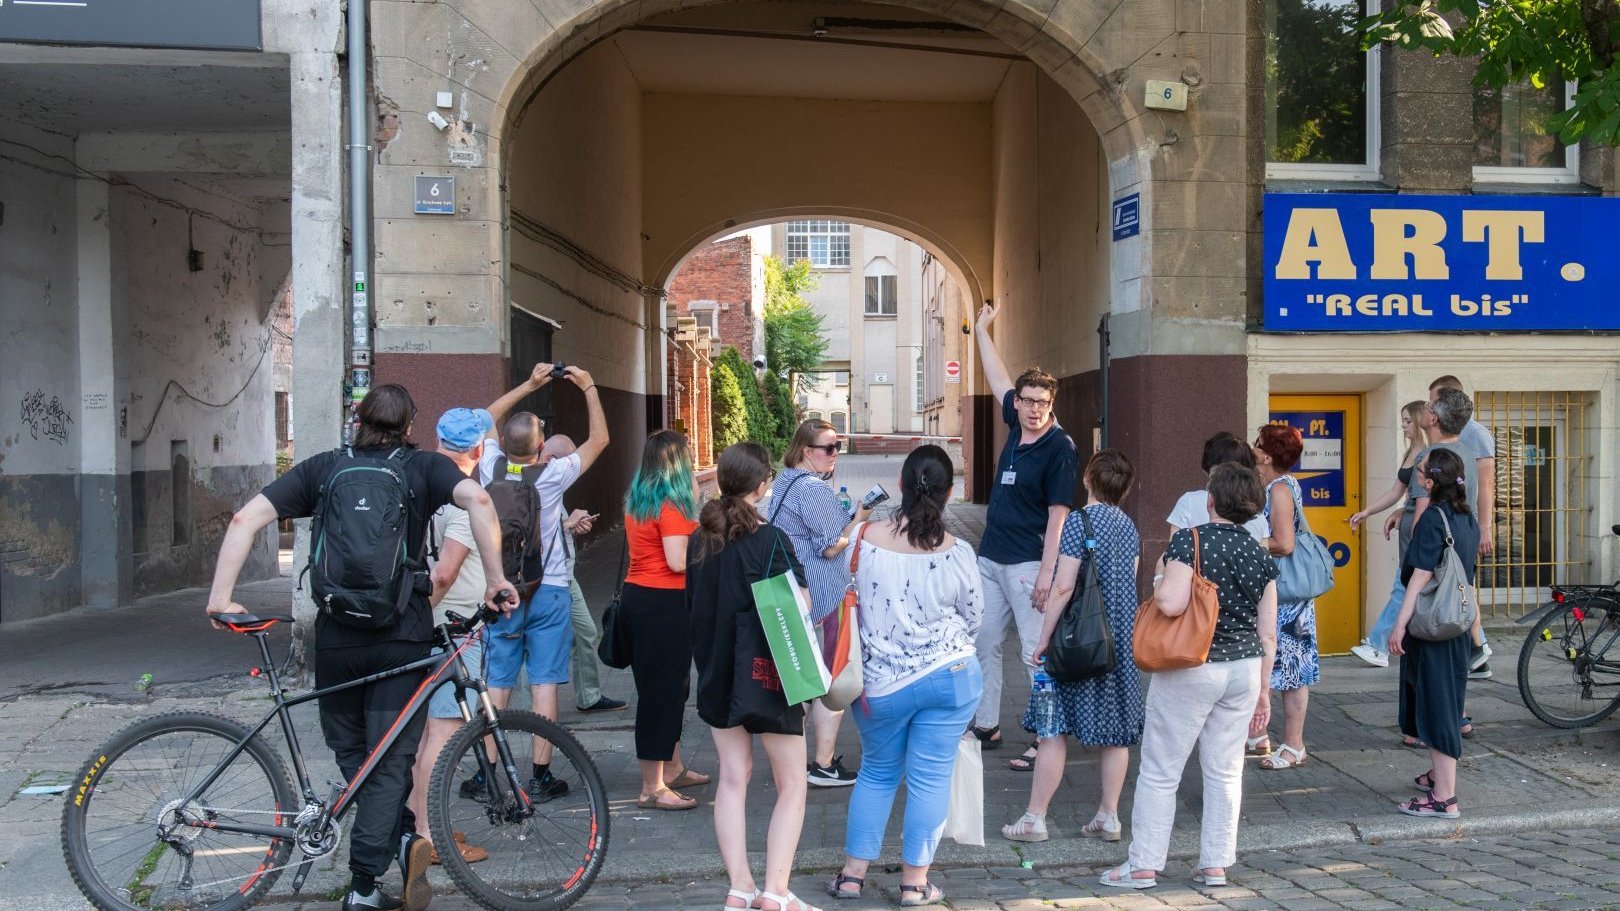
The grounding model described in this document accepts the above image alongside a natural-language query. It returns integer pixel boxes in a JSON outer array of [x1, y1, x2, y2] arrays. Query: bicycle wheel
[[428, 709, 609, 911], [61, 712, 297, 911], [1518, 599, 1620, 729]]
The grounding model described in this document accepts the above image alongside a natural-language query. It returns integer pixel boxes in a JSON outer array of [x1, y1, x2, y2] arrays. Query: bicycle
[[61, 605, 609, 911], [1515, 525, 1620, 729]]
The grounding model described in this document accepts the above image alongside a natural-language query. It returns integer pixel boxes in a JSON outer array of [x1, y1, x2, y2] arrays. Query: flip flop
[[968, 725, 1002, 750], [636, 789, 697, 811], [666, 768, 711, 790], [1006, 746, 1037, 771]]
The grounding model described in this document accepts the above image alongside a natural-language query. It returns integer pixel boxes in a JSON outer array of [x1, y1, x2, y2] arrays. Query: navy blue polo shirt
[[979, 389, 1079, 565]]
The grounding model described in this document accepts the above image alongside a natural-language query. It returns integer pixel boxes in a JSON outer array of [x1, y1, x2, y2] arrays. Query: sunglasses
[[809, 442, 843, 455]]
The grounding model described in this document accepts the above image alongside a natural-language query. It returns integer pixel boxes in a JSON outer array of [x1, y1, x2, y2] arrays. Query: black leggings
[[620, 583, 691, 761]]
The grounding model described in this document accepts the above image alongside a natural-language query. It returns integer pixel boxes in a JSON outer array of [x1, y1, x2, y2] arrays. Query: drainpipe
[[345, 0, 374, 428], [1097, 314, 1111, 451]]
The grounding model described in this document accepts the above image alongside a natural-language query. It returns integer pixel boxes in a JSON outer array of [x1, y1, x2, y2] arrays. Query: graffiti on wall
[[20, 389, 74, 445]]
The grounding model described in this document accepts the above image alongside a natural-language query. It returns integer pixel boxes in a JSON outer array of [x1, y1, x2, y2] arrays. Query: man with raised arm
[[968, 302, 1079, 771]]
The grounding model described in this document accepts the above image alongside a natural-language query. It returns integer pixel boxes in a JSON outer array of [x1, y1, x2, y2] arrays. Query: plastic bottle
[[1030, 667, 1060, 739], [837, 486, 853, 517], [135, 673, 154, 692]]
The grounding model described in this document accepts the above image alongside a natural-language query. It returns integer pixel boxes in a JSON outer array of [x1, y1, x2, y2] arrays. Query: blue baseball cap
[[436, 407, 493, 452]]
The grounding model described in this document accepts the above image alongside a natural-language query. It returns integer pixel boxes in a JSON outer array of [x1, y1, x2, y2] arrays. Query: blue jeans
[[1368, 575, 1406, 653], [846, 658, 983, 867]]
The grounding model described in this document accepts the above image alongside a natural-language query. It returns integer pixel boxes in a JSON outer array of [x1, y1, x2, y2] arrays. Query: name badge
[[1000, 470, 1017, 486]]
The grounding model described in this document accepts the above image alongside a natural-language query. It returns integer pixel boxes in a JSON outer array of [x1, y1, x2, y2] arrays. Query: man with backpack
[[206, 384, 518, 911], [477, 362, 611, 800]]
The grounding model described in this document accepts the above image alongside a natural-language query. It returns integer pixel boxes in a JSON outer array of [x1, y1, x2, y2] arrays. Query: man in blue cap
[[405, 406, 497, 867]]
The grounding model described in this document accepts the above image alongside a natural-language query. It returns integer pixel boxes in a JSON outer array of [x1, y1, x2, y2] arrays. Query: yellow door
[[1269, 395, 1362, 655]]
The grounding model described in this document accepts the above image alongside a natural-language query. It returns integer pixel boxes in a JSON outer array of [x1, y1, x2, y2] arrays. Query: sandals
[[1000, 812, 1048, 843], [898, 882, 944, 907], [968, 725, 1002, 750], [1006, 745, 1037, 771], [1398, 793, 1460, 818], [1079, 816, 1122, 842], [1192, 869, 1228, 887], [1414, 769, 1435, 792], [636, 788, 698, 811], [666, 768, 712, 790], [1099, 862, 1158, 890], [759, 890, 821, 911], [1244, 734, 1271, 756], [1258, 744, 1307, 770], [825, 874, 864, 900], [428, 831, 489, 864], [1460, 716, 1475, 739], [724, 888, 760, 909]]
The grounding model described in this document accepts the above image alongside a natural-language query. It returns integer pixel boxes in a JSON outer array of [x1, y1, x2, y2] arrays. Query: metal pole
[[1097, 314, 1110, 451], [345, 0, 373, 426]]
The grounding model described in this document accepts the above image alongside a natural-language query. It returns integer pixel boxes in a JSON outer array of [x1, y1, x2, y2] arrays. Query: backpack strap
[[768, 472, 809, 525]]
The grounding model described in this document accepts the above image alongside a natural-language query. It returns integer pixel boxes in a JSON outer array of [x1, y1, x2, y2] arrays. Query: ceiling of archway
[[610, 1, 1019, 103]]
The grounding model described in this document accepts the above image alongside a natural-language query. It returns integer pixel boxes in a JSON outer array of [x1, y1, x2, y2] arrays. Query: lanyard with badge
[[1001, 425, 1049, 487]]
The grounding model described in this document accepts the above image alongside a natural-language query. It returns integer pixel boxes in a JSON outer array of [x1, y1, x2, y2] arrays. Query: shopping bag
[[942, 737, 984, 846], [751, 537, 830, 706], [822, 524, 868, 712]]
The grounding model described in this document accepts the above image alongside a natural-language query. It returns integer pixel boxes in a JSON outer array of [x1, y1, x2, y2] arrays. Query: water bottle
[[837, 486, 853, 517], [1030, 668, 1060, 740]]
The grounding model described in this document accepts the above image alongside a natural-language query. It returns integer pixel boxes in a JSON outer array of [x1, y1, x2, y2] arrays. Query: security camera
[[752, 355, 767, 370], [426, 111, 451, 131]]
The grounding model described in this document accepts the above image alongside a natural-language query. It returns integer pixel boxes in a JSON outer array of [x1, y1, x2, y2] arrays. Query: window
[[864, 275, 898, 316], [1474, 80, 1579, 184], [830, 412, 848, 434], [913, 349, 924, 412], [834, 370, 849, 387], [1264, 0, 1379, 180], [807, 410, 823, 421], [687, 300, 719, 336], [785, 221, 850, 267]]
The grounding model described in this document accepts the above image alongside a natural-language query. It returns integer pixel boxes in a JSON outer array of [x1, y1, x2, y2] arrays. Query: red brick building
[[665, 234, 766, 467]]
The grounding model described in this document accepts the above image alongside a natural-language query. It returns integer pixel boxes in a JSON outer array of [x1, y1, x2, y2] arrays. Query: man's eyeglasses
[[1016, 396, 1054, 411], [809, 442, 843, 455]]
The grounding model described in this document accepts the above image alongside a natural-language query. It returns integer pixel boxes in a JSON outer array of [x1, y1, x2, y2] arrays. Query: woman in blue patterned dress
[[1001, 450, 1142, 843], [1252, 424, 1319, 770]]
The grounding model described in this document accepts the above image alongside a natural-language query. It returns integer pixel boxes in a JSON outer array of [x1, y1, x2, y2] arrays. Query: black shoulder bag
[[595, 532, 632, 669], [1043, 507, 1117, 683]]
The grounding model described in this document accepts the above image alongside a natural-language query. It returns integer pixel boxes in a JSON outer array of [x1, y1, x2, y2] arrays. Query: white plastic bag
[[942, 736, 984, 846]]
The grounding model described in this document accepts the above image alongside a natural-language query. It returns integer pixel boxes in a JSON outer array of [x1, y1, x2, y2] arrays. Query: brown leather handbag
[[1133, 527, 1221, 672]]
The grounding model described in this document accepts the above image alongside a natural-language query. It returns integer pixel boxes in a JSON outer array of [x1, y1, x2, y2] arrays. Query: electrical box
[[1145, 80, 1189, 112], [436, 91, 454, 109]]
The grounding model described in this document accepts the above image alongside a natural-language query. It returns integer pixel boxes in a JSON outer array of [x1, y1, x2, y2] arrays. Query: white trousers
[[972, 557, 1045, 729], [1126, 657, 1261, 872]]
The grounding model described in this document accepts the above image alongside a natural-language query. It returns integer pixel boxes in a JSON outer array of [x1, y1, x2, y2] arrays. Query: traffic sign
[[944, 360, 961, 383]]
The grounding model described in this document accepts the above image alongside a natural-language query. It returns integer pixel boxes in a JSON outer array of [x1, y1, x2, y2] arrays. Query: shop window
[[1474, 79, 1580, 184], [785, 221, 850, 268], [1264, 0, 1380, 180], [1475, 391, 1594, 618]]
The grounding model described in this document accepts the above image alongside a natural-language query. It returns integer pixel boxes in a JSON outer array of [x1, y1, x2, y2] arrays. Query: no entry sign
[[944, 360, 961, 383]]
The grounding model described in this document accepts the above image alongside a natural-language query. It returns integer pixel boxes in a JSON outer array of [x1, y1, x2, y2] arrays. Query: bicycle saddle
[[209, 611, 295, 632]]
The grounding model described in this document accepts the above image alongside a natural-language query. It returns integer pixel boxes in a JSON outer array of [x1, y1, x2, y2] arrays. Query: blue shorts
[[485, 585, 572, 688], [427, 633, 484, 719]]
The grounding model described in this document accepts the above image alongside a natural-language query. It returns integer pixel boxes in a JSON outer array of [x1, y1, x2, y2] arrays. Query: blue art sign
[[1263, 192, 1620, 332], [1269, 411, 1345, 507]]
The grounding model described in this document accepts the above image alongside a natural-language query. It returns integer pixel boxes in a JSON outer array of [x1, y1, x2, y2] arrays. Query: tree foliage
[[760, 367, 800, 460], [716, 347, 775, 448], [710, 359, 748, 451], [763, 255, 828, 392], [1361, 0, 1620, 146], [1267, 0, 1370, 163]]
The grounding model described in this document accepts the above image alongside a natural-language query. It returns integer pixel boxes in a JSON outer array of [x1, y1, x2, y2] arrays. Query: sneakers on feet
[[458, 770, 490, 803], [342, 888, 404, 911], [808, 756, 858, 787], [526, 770, 570, 802], [579, 695, 628, 713], [1468, 661, 1493, 680], [1470, 641, 1493, 671], [397, 833, 432, 911], [1350, 642, 1389, 668]]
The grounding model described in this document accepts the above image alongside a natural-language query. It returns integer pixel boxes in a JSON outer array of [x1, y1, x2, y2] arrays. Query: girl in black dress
[[686, 443, 820, 911], [1389, 447, 1479, 819]]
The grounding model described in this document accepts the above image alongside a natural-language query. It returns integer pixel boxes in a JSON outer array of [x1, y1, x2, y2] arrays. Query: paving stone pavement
[[4, 457, 1620, 910]]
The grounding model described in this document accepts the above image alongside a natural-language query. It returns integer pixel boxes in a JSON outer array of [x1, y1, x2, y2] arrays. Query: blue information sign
[[0, 0, 260, 50], [1111, 194, 1140, 241], [1268, 411, 1345, 507], [1263, 192, 1620, 332]]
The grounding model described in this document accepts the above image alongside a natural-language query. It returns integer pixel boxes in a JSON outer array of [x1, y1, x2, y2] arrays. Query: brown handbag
[[1132, 526, 1221, 672]]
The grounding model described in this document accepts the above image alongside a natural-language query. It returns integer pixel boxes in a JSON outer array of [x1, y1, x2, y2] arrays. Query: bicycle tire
[[428, 709, 609, 911], [1518, 600, 1620, 729], [61, 711, 297, 911]]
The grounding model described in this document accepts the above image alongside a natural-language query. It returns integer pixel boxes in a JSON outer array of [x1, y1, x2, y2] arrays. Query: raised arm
[[485, 362, 553, 435], [564, 366, 611, 473], [973, 301, 1015, 400]]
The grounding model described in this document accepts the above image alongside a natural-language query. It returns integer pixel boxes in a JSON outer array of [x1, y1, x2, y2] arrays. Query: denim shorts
[[484, 585, 572, 688], [427, 634, 484, 719]]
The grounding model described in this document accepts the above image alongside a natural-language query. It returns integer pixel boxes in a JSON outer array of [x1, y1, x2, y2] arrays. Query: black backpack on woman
[[1044, 508, 1116, 683]]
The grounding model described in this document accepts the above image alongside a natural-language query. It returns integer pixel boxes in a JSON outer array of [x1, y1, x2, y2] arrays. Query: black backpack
[[485, 458, 548, 600], [1043, 508, 1117, 683], [306, 448, 424, 629]]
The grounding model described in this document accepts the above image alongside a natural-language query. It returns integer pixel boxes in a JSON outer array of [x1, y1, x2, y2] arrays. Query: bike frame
[[166, 620, 531, 844]]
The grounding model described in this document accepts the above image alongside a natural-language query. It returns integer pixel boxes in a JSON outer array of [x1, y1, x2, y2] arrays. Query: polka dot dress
[[1264, 475, 1321, 690]]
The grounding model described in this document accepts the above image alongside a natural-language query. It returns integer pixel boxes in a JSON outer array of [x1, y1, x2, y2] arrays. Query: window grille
[[785, 221, 851, 267]]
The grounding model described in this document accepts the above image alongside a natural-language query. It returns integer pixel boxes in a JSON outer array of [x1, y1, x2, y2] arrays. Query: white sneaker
[[1350, 643, 1388, 668], [1470, 641, 1493, 670]]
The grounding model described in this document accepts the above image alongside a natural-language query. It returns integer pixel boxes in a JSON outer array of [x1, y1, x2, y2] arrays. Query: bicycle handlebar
[[441, 590, 518, 637]]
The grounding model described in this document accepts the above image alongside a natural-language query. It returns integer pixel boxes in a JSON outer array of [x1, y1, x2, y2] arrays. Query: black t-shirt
[[1165, 523, 1277, 663], [1402, 503, 1479, 586], [979, 390, 1079, 565], [263, 446, 469, 648]]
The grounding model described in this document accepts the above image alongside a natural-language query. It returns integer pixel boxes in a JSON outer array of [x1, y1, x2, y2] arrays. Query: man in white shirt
[[477, 363, 610, 800]]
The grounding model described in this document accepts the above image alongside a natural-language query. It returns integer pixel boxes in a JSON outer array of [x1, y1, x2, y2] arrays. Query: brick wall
[[667, 236, 759, 363]]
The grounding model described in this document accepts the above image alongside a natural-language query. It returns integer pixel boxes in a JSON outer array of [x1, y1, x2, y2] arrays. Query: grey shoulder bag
[[1408, 508, 1478, 642]]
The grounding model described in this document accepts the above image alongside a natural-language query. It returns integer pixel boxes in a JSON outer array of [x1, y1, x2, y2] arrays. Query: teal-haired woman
[[620, 430, 710, 810]]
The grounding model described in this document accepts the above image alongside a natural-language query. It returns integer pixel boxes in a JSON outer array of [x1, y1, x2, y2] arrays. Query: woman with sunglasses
[[769, 419, 873, 787]]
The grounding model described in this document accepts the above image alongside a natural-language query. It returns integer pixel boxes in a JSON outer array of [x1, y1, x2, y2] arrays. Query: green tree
[[716, 347, 774, 446], [1361, 0, 1620, 145], [763, 255, 829, 393], [761, 367, 800, 460], [711, 359, 748, 451]]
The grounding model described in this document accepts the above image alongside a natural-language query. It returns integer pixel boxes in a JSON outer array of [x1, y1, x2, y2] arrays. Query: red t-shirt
[[625, 501, 700, 589]]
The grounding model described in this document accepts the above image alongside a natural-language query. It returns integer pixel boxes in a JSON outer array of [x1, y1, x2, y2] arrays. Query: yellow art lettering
[[1462, 210, 1545, 281], [1325, 294, 1352, 315], [1275, 209, 1356, 280], [1369, 210, 1449, 280]]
